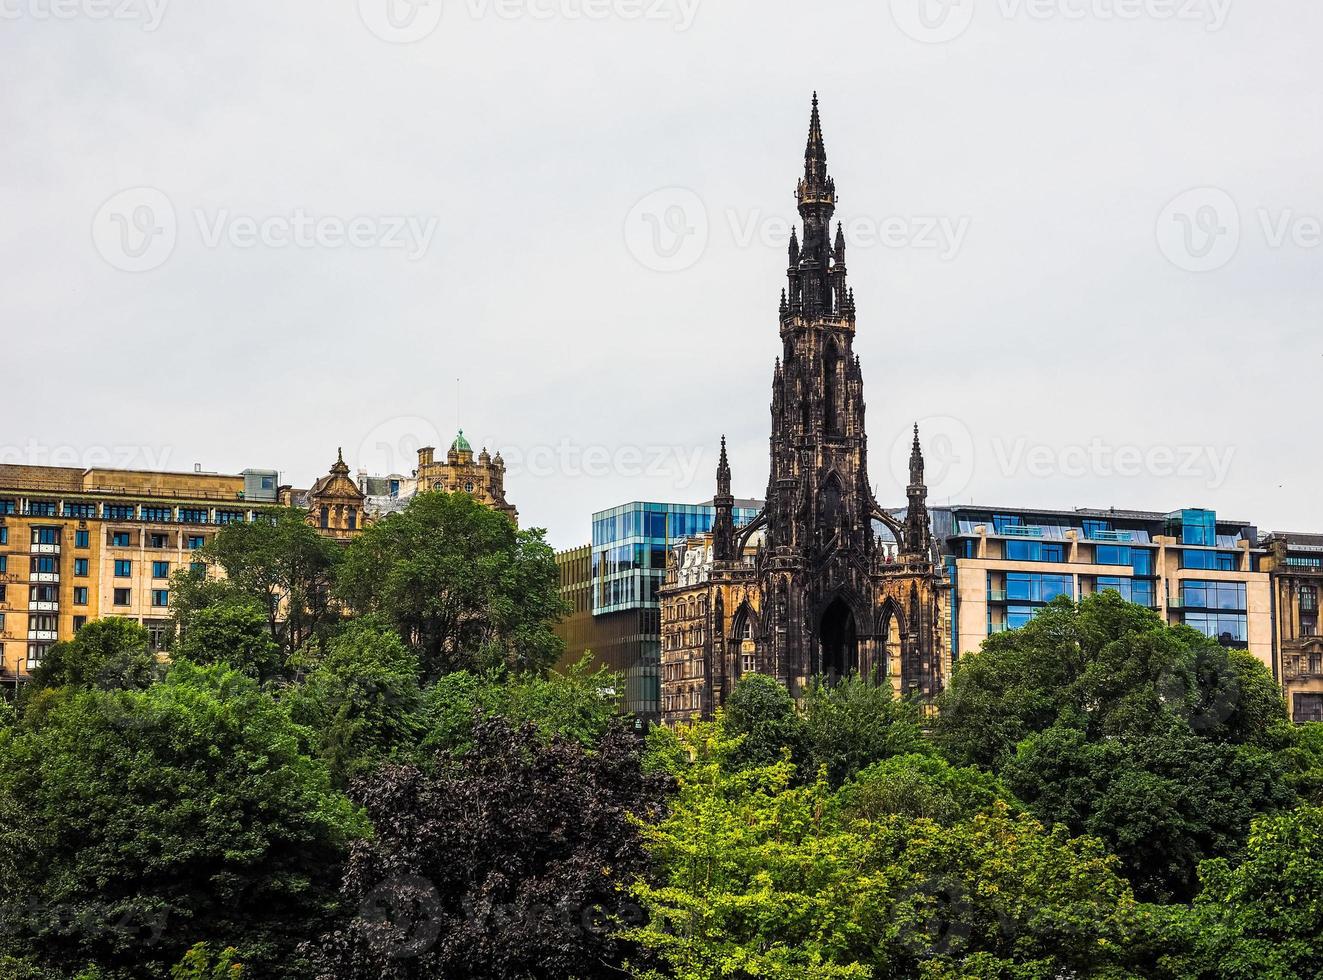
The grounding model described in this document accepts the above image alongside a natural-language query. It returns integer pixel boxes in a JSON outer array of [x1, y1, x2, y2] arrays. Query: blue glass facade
[[591, 501, 760, 615]]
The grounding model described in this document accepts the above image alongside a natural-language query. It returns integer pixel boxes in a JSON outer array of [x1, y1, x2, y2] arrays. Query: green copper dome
[[451, 430, 472, 454]]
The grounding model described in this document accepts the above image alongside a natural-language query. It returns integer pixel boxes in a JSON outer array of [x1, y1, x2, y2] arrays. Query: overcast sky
[[2, 0, 1319, 550]]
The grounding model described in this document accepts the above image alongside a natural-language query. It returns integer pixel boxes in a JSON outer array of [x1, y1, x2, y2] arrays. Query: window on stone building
[[319, 506, 329, 530], [113, 588, 131, 606], [1301, 586, 1318, 612], [1295, 694, 1323, 724]]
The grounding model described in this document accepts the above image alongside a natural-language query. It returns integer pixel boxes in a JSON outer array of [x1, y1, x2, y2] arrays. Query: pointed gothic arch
[[876, 597, 904, 684], [818, 595, 859, 682], [730, 600, 761, 678]]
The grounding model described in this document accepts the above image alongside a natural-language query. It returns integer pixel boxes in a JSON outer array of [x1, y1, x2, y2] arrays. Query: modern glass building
[[557, 499, 761, 722], [591, 500, 762, 615]]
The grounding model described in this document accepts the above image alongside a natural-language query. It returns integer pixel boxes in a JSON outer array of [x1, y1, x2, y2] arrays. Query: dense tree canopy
[[171, 507, 342, 657], [1155, 805, 1323, 980], [934, 592, 1306, 902], [720, 673, 930, 787], [4, 515, 1322, 980], [337, 492, 566, 678], [0, 662, 365, 978], [630, 722, 1146, 980], [935, 593, 1289, 770], [284, 620, 424, 787], [307, 717, 669, 980]]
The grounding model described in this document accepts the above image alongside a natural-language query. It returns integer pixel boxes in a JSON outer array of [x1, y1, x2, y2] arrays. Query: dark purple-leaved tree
[[306, 716, 670, 980]]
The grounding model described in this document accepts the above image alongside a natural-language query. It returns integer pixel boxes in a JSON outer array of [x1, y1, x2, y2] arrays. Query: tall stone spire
[[789, 93, 844, 318], [712, 435, 736, 561], [904, 423, 932, 556], [909, 424, 924, 486]]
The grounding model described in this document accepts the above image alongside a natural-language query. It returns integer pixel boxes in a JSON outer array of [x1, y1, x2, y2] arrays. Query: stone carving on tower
[[659, 95, 950, 726]]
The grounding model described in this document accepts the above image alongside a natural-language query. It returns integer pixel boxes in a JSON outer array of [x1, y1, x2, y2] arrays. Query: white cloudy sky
[[1, 0, 1319, 550]]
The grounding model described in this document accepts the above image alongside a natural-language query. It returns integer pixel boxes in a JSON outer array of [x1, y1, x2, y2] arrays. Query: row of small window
[[992, 515, 1140, 543], [19, 586, 169, 607], [1, 500, 250, 524], [993, 574, 1160, 608], [15, 529, 208, 550], [996, 539, 1158, 574], [111, 531, 206, 550], [111, 560, 174, 579]]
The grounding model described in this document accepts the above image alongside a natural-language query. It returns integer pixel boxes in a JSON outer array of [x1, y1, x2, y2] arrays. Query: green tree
[[173, 508, 342, 656], [836, 754, 1016, 827], [1154, 806, 1323, 980], [417, 655, 623, 758], [337, 492, 566, 678], [26, 619, 159, 694], [169, 944, 243, 979], [935, 593, 1289, 771], [285, 620, 424, 786], [935, 593, 1300, 902], [0, 661, 365, 978], [627, 721, 1144, 980], [1004, 725, 1296, 902], [801, 676, 931, 787], [720, 673, 808, 771], [173, 603, 282, 682]]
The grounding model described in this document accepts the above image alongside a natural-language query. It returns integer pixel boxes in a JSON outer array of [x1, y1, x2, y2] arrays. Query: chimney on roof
[[194, 463, 202, 473]]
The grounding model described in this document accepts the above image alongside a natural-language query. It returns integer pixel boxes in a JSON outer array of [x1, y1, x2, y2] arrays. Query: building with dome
[[295, 431, 519, 541], [413, 430, 519, 524]]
